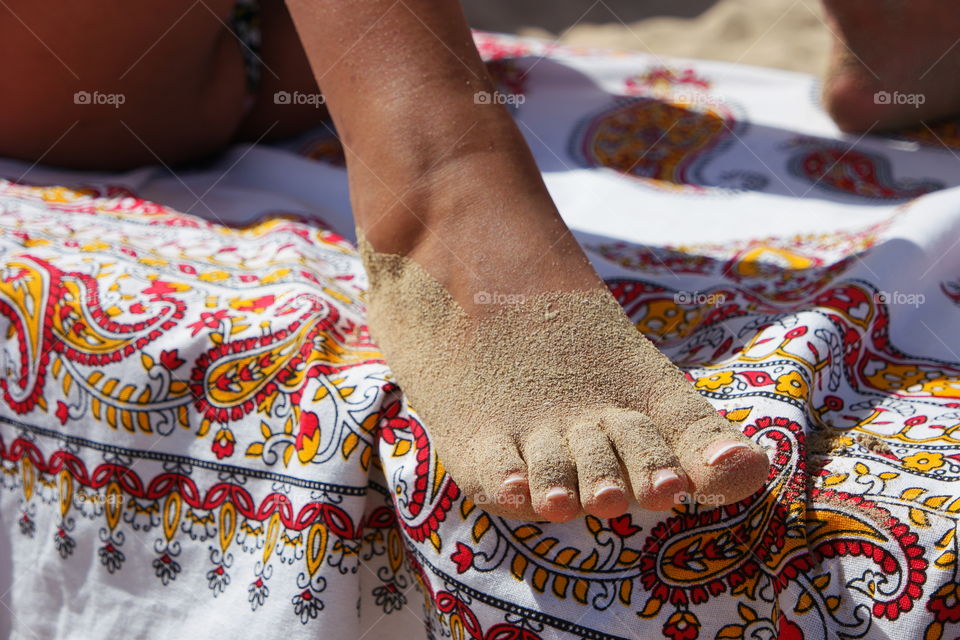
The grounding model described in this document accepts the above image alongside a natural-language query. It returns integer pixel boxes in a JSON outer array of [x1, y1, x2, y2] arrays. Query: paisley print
[[785, 137, 944, 200], [4, 30, 960, 640], [572, 96, 740, 193]]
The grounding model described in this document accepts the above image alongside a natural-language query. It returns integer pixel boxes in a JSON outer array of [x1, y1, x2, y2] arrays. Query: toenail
[[705, 442, 751, 466], [545, 487, 573, 504], [593, 484, 623, 501], [652, 469, 682, 490], [503, 473, 527, 488]]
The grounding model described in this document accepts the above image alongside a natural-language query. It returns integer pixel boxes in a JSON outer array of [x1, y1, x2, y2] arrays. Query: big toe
[[673, 415, 769, 505]]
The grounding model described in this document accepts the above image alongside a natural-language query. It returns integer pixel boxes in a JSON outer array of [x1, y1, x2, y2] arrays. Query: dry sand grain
[[359, 235, 768, 518]]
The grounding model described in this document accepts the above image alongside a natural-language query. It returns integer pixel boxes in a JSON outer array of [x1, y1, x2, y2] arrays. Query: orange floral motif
[[695, 370, 735, 391], [901, 451, 945, 472], [295, 411, 322, 463], [775, 371, 808, 399], [662, 609, 699, 640], [211, 427, 236, 459]]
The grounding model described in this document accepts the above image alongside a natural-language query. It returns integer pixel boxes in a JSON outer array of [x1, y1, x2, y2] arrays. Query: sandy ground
[[461, 0, 832, 75]]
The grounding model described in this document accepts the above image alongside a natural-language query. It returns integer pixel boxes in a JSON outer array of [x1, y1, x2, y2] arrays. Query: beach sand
[[462, 0, 831, 75]]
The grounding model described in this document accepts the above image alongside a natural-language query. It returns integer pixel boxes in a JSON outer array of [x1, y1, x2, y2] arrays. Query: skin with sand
[[360, 236, 771, 522]]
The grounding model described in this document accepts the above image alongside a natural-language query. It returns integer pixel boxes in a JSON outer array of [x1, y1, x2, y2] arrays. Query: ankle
[[354, 147, 603, 306], [352, 130, 555, 254]]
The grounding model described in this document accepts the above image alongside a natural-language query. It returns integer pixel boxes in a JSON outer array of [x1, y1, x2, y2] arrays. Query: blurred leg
[[821, 0, 960, 131], [0, 0, 247, 168]]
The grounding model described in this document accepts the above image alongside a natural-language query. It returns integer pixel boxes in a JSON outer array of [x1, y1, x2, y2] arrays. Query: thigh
[[0, 0, 248, 169]]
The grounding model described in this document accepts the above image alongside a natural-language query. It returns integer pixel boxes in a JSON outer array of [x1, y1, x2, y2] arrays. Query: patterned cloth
[[3, 32, 960, 639]]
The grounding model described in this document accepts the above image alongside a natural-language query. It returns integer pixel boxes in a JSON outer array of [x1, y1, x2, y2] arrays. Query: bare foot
[[279, 0, 770, 522], [821, 0, 960, 132], [359, 155, 770, 522]]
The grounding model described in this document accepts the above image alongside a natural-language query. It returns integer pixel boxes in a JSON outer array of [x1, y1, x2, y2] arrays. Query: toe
[[666, 414, 770, 505], [459, 434, 537, 520], [522, 428, 581, 522], [644, 369, 769, 505], [822, 72, 883, 133], [566, 422, 629, 518], [602, 410, 688, 511]]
